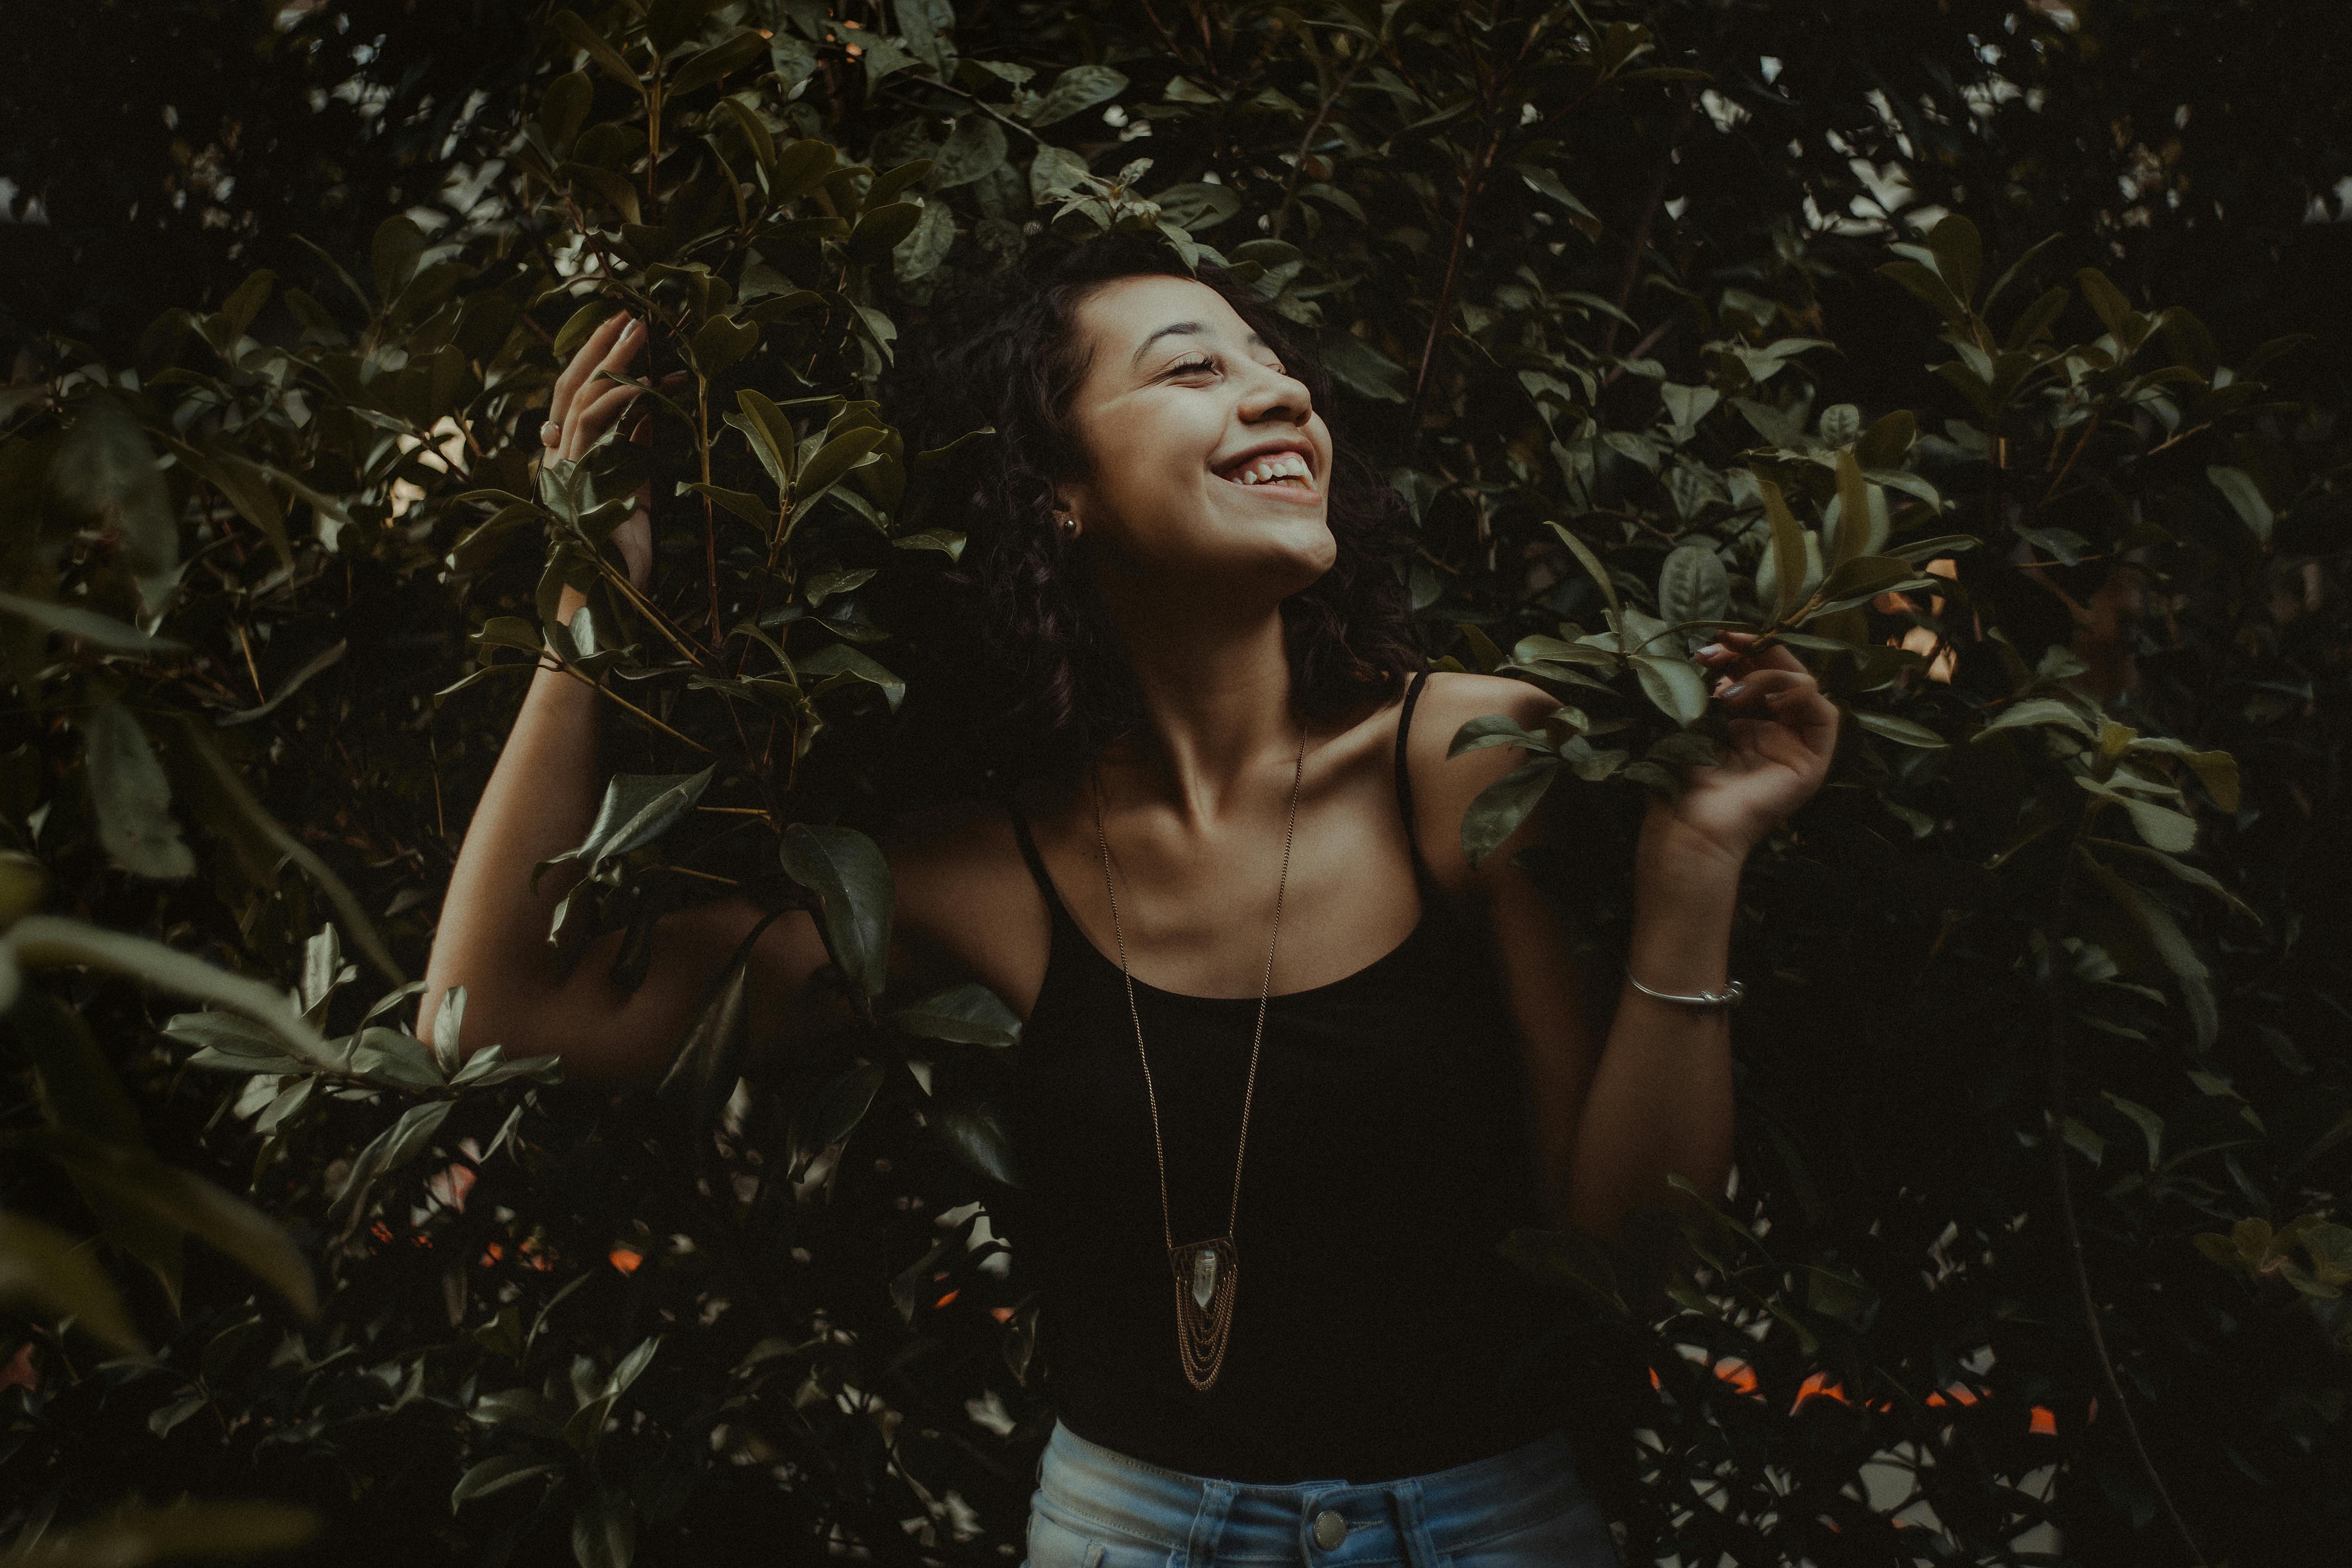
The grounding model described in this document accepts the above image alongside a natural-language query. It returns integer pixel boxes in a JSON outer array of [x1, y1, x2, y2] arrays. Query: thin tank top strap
[[1393, 668, 1442, 894], [1004, 801, 1077, 928]]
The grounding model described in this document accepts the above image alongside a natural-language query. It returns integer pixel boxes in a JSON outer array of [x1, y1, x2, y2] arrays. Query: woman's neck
[[1098, 592, 1302, 830]]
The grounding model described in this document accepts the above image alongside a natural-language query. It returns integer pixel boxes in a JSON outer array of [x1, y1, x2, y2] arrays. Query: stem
[[698, 377, 722, 646], [2040, 409, 2103, 508], [1601, 85, 1697, 358], [1271, 48, 1367, 242], [2043, 858, 2208, 1566], [1404, 131, 1502, 461], [892, 75, 1042, 144], [542, 652, 711, 754], [604, 560, 710, 670], [1598, 315, 1679, 390]]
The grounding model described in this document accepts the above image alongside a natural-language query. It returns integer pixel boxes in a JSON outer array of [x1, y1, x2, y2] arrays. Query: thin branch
[[1404, 131, 1503, 460], [1601, 84, 1698, 357], [2045, 898, 2209, 1566], [2040, 409, 2103, 507], [891, 74, 1043, 145], [540, 652, 712, 753], [1271, 45, 1369, 242], [1599, 315, 1680, 389]]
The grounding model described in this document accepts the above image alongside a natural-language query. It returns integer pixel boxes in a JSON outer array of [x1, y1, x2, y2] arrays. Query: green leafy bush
[[2, 3, 2347, 1565]]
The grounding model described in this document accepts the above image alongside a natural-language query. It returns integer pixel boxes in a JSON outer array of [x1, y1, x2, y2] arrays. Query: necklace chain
[[1091, 719, 1307, 1256]]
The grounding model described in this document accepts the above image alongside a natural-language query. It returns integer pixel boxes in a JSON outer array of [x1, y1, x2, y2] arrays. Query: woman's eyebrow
[[1130, 322, 1206, 368], [1128, 322, 1271, 370]]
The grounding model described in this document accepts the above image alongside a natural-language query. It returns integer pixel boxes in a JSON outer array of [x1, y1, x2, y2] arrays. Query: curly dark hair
[[886, 235, 1424, 773]]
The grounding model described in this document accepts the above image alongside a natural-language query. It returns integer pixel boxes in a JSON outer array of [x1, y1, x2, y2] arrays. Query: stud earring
[[1060, 515, 1080, 537]]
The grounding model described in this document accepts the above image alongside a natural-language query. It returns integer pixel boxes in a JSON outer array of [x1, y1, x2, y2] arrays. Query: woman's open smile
[[1211, 438, 1321, 501]]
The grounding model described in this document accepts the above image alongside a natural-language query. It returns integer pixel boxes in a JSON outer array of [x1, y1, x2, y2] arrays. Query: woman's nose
[[1237, 364, 1312, 425]]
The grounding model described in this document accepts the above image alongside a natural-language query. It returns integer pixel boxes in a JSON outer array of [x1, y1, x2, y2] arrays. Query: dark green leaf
[[3, 1500, 318, 1564], [0, 1209, 146, 1355], [554, 9, 641, 91], [1851, 710, 1948, 748], [32, 1127, 316, 1317], [844, 202, 922, 265], [1657, 544, 1728, 626], [2206, 465, 2273, 543], [81, 704, 194, 880], [931, 115, 1008, 190], [0, 591, 185, 654], [779, 824, 893, 996], [789, 1062, 887, 1179], [1756, 476, 1807, 624], [890, 982, 1020, 1047], [937, 1102, 1020, 1186], [571, 1490, 636, 1568], [452, 1455, 563, 1512], [538, 768, 715, 886], [796, 642, 905, 713], [1461, 759, 1559, 871], [1026, 64, 1128, 126]]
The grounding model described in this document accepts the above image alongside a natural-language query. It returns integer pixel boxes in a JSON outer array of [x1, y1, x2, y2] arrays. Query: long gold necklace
[[1090, 717, 1306, 1393]]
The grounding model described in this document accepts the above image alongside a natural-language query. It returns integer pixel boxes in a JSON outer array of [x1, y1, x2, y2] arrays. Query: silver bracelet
[[1628, 974, 1746, 1010]]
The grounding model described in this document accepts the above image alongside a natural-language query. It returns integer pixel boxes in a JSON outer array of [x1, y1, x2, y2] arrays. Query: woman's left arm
[[1411, 634, 1839, 1239]]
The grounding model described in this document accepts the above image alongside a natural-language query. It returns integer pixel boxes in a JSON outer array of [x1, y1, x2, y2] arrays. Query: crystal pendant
[[1169, 1236, 1239, 1391], [1190, 1245, 1218, 1310]]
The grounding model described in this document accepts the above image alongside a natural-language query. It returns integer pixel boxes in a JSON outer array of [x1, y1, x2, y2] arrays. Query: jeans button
[[1312, 1510, 1348, 1550]]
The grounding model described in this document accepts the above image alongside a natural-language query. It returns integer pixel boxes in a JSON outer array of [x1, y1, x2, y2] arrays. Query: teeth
[[1230, 451, 1312, 487]]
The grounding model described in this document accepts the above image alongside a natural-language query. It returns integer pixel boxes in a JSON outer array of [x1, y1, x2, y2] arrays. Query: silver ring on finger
[[540, 420, 563, 447]]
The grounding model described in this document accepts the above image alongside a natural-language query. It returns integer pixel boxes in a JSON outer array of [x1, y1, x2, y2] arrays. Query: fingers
[[548, 311, 633, 433], [547, 311, 648, 458], [558, 328, 656, 462], [1695, 629, 1804, 678], [1713, 664, 1839, 744]]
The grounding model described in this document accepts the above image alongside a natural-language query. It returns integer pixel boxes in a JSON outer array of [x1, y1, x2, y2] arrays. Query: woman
[[421, 241, 1838, 1566]]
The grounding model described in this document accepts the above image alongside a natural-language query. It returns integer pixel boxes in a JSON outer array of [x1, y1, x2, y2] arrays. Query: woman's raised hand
[[1663, 631, 1842, 863], [541, 311, 655, 586]]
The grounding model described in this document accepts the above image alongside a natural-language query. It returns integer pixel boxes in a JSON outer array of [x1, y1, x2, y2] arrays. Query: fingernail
[[1722, 683, 1746, 700], [1697, 643, 1725, 659]]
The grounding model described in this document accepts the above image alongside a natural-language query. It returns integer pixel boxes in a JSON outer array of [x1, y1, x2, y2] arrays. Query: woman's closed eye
[[1164, 354, 1286, 381]]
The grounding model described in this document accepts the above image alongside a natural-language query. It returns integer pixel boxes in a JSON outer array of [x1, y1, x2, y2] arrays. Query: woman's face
[[1054, 274, 1337, 604]]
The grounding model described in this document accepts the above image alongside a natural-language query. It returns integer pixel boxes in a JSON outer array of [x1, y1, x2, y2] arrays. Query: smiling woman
[[886, 239, 1424, 769], [420, 236, 1838, 1568]]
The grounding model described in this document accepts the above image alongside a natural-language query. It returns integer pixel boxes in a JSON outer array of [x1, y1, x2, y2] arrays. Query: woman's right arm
[[419, 313, 835, 1082]]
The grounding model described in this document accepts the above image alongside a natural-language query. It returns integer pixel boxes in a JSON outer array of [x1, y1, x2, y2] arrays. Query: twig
[[2134, 422, 2214, 462], [1271, 46, 1368, 242], [2040, 410, 2103, 507], [1601, 84, 1697, 357], [542, 652, 712, 754], [1599, 316, 1679, 389], [893, 74, 1042, 144], [2044, 926, 2208, 1564], [1404, 130, 1503, 460], [649, 863, 740, 885], [697, 377, 722, 647]]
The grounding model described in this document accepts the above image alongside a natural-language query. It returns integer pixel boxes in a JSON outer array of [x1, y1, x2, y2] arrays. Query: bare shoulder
[[880, 797, 1029, 918], [1401, 671, 1562, 888], [1413, 670, 1560, 734], [877, 793, 1054, 1007]]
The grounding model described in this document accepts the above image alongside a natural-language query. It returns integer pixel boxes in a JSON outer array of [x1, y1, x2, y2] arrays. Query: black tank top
[[998, 670, 1565, 1483]]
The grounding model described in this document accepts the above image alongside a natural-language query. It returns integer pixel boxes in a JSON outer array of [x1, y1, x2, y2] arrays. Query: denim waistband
[[1034, 1418, 1590, 1563]]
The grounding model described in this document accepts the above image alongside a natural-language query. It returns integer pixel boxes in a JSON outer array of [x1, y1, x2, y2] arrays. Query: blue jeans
[[1022, 1420, 1622, 1567]]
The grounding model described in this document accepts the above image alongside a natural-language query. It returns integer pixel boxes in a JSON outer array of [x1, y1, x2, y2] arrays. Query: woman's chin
[[1261, 532, 1340, 596], [1224, 507, 1332, 568]]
